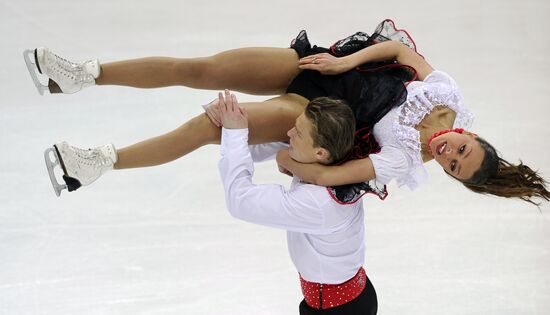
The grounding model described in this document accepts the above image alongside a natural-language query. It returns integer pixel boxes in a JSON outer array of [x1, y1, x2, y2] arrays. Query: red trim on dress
[[326, 185, 388, 205], [324, 126, 388, 205], [384, 18, 422, 55]]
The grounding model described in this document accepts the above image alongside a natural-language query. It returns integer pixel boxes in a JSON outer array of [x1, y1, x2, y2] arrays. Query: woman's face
[[430, 131, 485, 181]]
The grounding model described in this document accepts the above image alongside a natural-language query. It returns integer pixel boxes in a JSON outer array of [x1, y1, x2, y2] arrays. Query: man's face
[[286, 113, 327, 163]]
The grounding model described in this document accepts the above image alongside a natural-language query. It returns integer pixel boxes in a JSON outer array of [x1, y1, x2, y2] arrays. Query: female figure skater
[[27, 20, 549, 203]]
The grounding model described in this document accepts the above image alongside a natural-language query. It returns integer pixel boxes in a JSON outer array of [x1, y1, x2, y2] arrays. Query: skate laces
[[71, 146, 112, 169], [48, 51, 94, 83]]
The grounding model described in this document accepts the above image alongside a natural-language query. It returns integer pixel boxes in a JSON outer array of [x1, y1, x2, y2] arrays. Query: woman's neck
[[416, 106, 457, 162]]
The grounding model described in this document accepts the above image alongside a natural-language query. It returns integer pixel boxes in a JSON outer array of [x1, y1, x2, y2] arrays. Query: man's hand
[[218, 90, 248, 129]]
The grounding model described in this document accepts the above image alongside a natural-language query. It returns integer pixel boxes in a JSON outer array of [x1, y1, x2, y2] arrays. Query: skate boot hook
[[23, 47, 100, 95]]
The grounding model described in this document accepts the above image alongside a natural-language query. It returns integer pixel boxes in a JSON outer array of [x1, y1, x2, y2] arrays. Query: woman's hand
[[276, 148, 319, 184], [278, 164, 293, 177], [298, 53, 352, 75], [276, 149, 293, 177], [218, 90, 248, 129], [202, 98, 222, 127]]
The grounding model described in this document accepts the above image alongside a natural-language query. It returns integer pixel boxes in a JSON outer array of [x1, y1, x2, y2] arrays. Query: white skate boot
[[23, 47, 100, 95], [44, 142, 117, 196]]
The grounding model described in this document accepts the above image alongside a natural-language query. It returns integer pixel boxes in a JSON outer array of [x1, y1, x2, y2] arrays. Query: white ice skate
[[23, 47, 100, 95], [44, 142, 117, 196]]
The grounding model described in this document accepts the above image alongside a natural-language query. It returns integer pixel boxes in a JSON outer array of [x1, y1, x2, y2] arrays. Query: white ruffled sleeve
[[422, 70, 474, 130], [387, 70, 474, 190], [369, 145, 410, 185], [423, 70, 458, 87]]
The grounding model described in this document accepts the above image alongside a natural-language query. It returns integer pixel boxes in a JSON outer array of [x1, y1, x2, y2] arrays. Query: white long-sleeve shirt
[[219, 128, 365, 284]]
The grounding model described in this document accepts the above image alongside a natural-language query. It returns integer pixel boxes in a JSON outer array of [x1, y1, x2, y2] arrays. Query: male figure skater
[[217, 90, 378, 315]]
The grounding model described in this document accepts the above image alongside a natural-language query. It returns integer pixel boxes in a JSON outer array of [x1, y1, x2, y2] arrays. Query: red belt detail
[[299, 267, 367, 310]]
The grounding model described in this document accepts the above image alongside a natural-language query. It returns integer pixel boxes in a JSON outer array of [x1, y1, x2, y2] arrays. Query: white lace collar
[[393, 75, 474, 189]]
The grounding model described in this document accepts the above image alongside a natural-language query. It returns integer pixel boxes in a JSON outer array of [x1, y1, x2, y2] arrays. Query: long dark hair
[[462, 137, 550, 205]]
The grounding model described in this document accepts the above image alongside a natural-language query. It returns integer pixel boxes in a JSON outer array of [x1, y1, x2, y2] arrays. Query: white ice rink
[[1, 0, 549, 314]]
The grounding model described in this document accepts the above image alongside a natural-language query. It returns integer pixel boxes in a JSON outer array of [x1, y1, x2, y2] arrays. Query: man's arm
[[220, 128, 325, 232], [217, 90, 326, 232]]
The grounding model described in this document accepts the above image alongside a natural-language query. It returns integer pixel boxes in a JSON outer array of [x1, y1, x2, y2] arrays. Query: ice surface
[[1, 0, 549, 314]]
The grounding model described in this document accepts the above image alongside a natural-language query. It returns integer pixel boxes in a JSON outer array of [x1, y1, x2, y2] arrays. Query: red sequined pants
[[299, 267, 367, 310]]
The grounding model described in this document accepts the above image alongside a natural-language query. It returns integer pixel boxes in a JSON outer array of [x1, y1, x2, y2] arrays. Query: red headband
[[427, 128, 464, 156]]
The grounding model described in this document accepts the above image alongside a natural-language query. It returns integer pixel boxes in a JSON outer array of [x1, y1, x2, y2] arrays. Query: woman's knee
[[178, 113, 221, 145]]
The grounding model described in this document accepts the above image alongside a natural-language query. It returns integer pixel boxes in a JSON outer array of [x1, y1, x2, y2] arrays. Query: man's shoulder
[[291, 180, 361, 209]]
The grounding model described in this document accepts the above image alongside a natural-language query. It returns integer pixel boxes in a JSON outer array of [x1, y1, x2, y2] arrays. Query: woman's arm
[[276, 149, 376, 186], [299, 41, 434, 80]]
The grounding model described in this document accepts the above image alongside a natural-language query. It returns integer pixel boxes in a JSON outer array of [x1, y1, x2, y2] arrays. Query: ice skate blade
[[44, 147, 67, 197], [23, 49, 48, 96]]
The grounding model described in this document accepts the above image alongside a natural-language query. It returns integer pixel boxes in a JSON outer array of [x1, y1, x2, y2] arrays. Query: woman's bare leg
[[114, 94, 308, 169], [96, 48, 301, 95]]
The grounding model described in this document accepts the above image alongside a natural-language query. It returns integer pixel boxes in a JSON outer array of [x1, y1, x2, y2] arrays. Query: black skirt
[[286, 20, 418, 203], [286, 19, 417, 129]]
